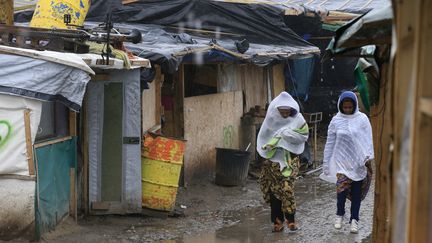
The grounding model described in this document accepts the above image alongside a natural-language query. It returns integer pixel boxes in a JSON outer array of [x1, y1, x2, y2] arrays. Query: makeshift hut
[[0, 46, 93, 240], [0, 44, 150, 240], [81, 0, 321, 184]]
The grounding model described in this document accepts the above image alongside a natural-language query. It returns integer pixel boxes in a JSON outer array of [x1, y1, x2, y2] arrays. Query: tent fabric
[[99, 0, 320, 72], [13, 0, 391, 16], [34, 137, 77, 239], [285, 56, 315, 101], [0, 93, 41, 175], [325, 5, 393, 56], [119, 69, 142, 211], [0, 54, 91, 111], [209, 0, 391, 15], [115, 23, 319, 73], [88, 0, 314, 45], [15, 0, 321, 73], [87, 81, 104, 204]]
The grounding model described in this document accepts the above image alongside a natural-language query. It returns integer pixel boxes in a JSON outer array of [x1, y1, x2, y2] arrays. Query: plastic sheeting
[[84, 0, 320, 73], [91, 0, 319, 73], [326, 5, 393, 55], [0, 54, 91, 111], [285, 56, 315, 101], [14, 0, 391, 18], [14, 1, 320, 73], [0, 93, 41, 175], [87, 69, 142, 213], [34, 137, 76, 239]]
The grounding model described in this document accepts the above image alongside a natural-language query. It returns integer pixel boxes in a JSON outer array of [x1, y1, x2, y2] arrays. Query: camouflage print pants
[[259, 157, 300, 214]]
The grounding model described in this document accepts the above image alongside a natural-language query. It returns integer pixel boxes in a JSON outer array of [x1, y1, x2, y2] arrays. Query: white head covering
[[257, 92, 307, 169], [320, 91, 374, 183]]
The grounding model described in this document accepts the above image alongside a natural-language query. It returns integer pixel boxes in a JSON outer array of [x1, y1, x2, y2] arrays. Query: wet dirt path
[[169, 174, 374, 243], [38, 171, 374, 243]]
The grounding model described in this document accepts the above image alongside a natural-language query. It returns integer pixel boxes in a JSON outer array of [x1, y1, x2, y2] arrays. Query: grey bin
[[215, 148, 251, 186]]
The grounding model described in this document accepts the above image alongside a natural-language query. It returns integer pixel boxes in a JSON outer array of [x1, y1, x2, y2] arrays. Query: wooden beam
[[24, 109, 35, 176], [0, 174, 36, 181], [91, 201, 110, 210], [0, 0, 13, 25], [173, 64, 185, 138], [155, 66, 162, 126], [371, 63, 392, 243], [91, 74, 110, 82], [122, 0, 140, 4], [34, 136, 73, 149], [69, 110, 77, 136]]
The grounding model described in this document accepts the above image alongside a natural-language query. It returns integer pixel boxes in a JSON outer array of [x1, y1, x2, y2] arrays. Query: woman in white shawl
[[321, 91, 374, 234], [257, 92, 309, 232]]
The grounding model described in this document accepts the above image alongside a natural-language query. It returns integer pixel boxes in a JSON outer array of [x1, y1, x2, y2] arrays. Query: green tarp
[[34, 137, 77, 239]]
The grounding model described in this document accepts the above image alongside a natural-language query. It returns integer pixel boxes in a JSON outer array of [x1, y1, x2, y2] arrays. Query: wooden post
[[155, 66, 163, 126], [69, 168, 77, 222], [0, 0, 13, 25], [24, 109, 35, 176], [313, 123, 317, 166], [173, 64, 184, 138], [370, 63, 393, 243], [69, 110, 77, 136]]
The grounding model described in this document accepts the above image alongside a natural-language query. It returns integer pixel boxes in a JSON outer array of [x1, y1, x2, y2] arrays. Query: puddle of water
[[171, 175, 372, 243]]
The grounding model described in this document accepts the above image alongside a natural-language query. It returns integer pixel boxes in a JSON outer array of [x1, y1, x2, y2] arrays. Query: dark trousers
[[336, 180, 362, 221], [270, 194, 295, 223]]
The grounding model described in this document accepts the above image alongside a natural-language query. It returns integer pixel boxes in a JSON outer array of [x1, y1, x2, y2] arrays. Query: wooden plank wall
[[183, 91, 243, 184], [370, 63, 392, 243], [217, 63, 268, 112], [217, 63, 242, 93], [385, 1, 432, 242], [405, 1, 432, 242], [271, 63, 286, 97], [142, 66, 162, 133], [243, 64, 267, 111]]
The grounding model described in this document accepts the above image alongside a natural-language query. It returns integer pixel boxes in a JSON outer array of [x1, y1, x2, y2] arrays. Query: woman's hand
[[262, 144, 274, 150]]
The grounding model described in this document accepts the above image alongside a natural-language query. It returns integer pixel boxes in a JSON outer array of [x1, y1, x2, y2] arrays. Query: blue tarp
[[34, 137, 77, 239], [285, 56, 315, 101]]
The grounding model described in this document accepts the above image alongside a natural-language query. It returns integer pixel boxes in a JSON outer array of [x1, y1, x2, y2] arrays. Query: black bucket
[[215, 148, 251, 186]]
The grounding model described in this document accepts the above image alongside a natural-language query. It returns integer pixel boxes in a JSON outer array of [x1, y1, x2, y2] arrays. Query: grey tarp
[[0, 54, 91, 111], [325, 5, 393, 55], [15, 0, 321, 73]]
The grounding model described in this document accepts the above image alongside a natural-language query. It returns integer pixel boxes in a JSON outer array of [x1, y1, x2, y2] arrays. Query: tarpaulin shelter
[[0, 46, 93, 240], [82, 0, 322, 183], [0, 42, 151, 240]]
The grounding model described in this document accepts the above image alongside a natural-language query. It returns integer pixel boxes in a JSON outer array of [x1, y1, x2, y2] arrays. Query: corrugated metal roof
[[13, 0, 36, 11], [214, 0, 391, 14]]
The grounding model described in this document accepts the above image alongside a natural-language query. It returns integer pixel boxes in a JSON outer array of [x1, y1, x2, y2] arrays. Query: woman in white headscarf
[[321, 91, 374, 234], [257, 91, 309, 232]]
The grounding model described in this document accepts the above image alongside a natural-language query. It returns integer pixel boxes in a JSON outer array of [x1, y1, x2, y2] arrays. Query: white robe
[[320, 92, 374, 183], [256, 92, 308, 171]]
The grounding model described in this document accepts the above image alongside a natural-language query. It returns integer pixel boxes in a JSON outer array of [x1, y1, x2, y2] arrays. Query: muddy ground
[[5, 136, 374, 243], [35, 138, 374, 243]]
